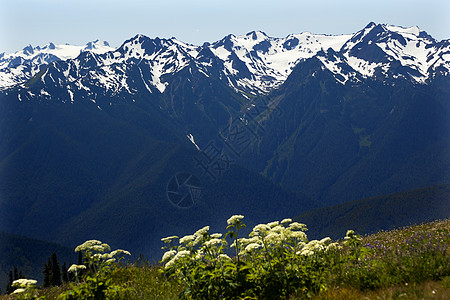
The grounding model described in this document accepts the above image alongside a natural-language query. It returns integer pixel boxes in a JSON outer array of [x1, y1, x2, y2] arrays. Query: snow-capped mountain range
[[1, 23, 449, 264], [317, 23, 450, 84], [2, 23, 449, 97], [208, 30, 351, 93], [0, 40, 114, 89]]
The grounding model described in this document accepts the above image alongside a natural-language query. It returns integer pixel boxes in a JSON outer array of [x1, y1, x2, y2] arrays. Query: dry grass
[[1, 219, 448, 299], [313, 279, 450, 300]]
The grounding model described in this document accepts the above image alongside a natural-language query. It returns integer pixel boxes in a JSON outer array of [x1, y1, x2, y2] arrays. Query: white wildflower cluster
[[344, 229, 362, 242], [289, 222, 308, 231], [345, 230, 355, 239], [68, 264, 87, 273], [164, 249, 192, 269], [161, 250, 177, 263], [110, 249, 131, 257], [296, 237, 339, 256], [73, 239, 131, 271], [297, 240, 324, 256], [236, 218, 310, 256], [11, 278, 37, 295], [161, 235, 178, 243], [205, 238, 223, 247], [195, 249, 205, 260], [218, 254, 232, 261], [161, 215, 341, 273], [267, 221, 279, 228], [75, 240, 110, 252], [12, 278, 37, 288], [195, 225, 210, 237], [227, 214, 244, 225], [162, 225, 229, 269], [179, 234, 196, 246], [242, 243, 261, 254]]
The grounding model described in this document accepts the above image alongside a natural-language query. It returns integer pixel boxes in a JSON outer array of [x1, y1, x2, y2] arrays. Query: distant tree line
[[5, 266, 25, 294], [4, 251, 76, 294]]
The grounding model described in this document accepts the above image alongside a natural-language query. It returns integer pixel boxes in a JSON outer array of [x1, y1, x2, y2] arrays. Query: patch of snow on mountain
[[187, 133, 200, 150], [344, 55, 380, 77], [385, 25, 421, 37], [340, 23, 449, 83], [317, 55, 349, 84], [0, 41, 114, 89], [210, 31, 352, 93]]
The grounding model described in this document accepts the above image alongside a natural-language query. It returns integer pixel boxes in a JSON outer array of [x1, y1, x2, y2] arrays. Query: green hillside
[[294, 183, 450, 240], [0, 91, 310, 262], [0, 231, 74, 292]]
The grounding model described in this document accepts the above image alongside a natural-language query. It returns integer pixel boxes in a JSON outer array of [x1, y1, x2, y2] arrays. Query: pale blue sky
[[1, 0, 449, 53]]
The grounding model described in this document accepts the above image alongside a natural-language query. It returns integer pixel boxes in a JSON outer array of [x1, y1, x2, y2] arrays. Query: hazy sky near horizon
[[1, 0, 449, 53]]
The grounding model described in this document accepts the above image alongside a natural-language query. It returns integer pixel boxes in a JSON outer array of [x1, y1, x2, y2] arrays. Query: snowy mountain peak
[[209, 30, 352, 93], [246, 30, 269, 40], [22, 45, 34, 55], [2, 40, 113, 61], [2, 23, 449, 94], [317, 23, 449, 84], [385, 24, 422, 38], [0, 40, 115, 89], [85, 40, 111, 50]]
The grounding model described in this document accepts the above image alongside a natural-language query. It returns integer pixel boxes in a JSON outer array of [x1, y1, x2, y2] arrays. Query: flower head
[[320, 237, 332, 244], [105, 258, 116, 264], [290, 231, 307, 241], [101, 253, 112, 259], [194, 226, 210, 237], [12, 279, 37, 288], [110, 249, 131, 257], [179, 235, 196, 245], [173, 250, 191, 261], [238, 236, 259, 246], [267, 221, 279, 228], [281, 218, 292, 224], [68, 264, 86, 273], [244, 243, 261, 252], [218, 254, 232, 261], [165, 258, 175, 269], [227, 215, 244, 225], [161, 236, 178, 243], [162, 250, 177, 262], [289, 222, 307, 231], [345, 230, 355, 238], [195, 249, 205, 260], [12, 288, 26, 294], [326, 242, 341, 252], [298, 249, 314, 256], [75, 240, 103, 252], [251, 224, 270, 235], [264, 232, 281, 244], [205, 238, 222, 247], [89, 244, 110, 253]]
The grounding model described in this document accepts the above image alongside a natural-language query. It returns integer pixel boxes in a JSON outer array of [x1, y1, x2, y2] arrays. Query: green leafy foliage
[[8, 278, 44, 299], [161, 215, 341, 299], [58, 240, 131, 300], [0, 219, 448, 299]]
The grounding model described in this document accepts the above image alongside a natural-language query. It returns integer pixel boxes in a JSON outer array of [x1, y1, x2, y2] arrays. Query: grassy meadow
[[2, 218, 448, 299]]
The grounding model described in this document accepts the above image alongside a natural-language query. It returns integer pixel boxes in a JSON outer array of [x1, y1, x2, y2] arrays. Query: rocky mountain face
[[237, 22, 450, 205], [0, 40, 114, 89], [0, 23, 449, 258]]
